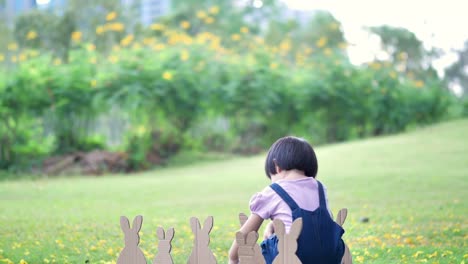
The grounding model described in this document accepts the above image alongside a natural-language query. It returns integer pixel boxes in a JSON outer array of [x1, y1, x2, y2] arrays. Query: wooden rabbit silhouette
[[187, 216, 217, 264], [335, 209, 353, 264], [117, 215, 147, 264], [272, 218, 303, 264], [239, 213, 265, 264], [153, 227, 175, 264], [236, 231, 259, 264]]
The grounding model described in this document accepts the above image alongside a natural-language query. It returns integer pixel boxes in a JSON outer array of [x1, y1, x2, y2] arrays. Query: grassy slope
[[0, 119, 467, 264]]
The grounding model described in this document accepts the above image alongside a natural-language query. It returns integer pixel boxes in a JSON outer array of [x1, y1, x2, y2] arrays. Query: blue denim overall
[[260, 181, 345, 264]]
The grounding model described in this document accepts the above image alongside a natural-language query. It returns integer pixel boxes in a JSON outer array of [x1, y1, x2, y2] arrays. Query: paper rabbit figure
[[272, 218, 303, 264], [117, 215, 147, 264], [187, 216, 217, 264], [236, 231, 260, 264], [335, 209, 353, 264], [153, 227, 175, 264], [239, 213, 265, 264]]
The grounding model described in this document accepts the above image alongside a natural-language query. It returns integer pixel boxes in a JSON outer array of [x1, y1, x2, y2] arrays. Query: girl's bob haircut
[[264, 136, 318, 178]]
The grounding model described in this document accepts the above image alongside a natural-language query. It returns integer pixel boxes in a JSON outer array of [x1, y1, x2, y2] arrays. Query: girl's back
[[250, 177, 332, 232]]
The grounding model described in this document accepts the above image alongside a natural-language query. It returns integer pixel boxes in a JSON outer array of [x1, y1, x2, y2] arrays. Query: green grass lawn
[[1, 119, 467, 264]]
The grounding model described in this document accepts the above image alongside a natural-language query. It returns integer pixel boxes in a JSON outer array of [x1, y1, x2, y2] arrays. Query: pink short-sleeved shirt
[[249, 177, 332, 232]]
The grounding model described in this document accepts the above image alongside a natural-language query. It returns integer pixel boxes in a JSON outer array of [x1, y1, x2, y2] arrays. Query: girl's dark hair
[[264, 136, 318, 178]]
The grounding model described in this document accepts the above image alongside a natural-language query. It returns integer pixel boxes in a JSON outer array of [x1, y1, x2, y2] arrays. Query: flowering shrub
[[0, 7, 455, 170]]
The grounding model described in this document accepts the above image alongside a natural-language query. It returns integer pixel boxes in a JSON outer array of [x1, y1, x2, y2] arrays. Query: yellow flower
[[204, 17, 214, 24], [90, 80, 97, 88], [19, 259, 28, 264], [87, 44, 96, 51], [180, 49, 190, 61], [240, 26, 249, 34], [180, 21, 191, 30], [106, 11, 117, 21], [89, 57, 97, 64], [143, 37, 155, 45], [414, 80, 424, 88], [96, 26, 105, 35], [270, 62, 278, 69], [398, 52, 408, 61], [196, 10, 207, 19], [150, 23, 164, 31], [324, 48, 332, 56], [338, 42, 347, 49], [71, 31, 82, 42], [53, 58, 61, 65], [26, 30, 38, 40], [19, 53, 27, 62], [108, 55, 119, 64], [107, 248, 114, 255], [11, 55, 17, 63], [329, 22, 339, 30], [28, 50, 39, 57], [0, 54, 4, 62], [231, 34, 241, 41], [108, 22, 125, 32], [162, 71, 173, 81], [316, 37, 327, 48], [369, 62, 381, 70], [120, 34, 134, 46], [279, 39, 291, 52], [7, 43, 18, 51], [209, 5, 219, 14], [152, 43, 165, 51]]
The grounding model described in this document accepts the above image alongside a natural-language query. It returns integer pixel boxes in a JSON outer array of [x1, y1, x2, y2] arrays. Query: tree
[[445, 40, 468, 96], [368, 26, 443, 77], [301, 10, 346, 49]]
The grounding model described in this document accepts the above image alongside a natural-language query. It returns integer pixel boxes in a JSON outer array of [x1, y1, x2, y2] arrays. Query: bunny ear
[[246, 231, 259, 246], [156, 227, 165, 240], [336, 208, 348, 226], [273, 219, 285, 237], [239, 213, 248, 227], [166, 228, 175, 241], [132, 215, 143, 232], [120, 216, 130, 233], [236, 231, 246, 245], [289, 218, 303, 240], [190, 217, 201, 234], [202, 216, 214, 234]]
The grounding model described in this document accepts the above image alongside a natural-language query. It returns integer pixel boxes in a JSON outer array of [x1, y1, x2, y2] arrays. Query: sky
[[282, 0, 468, 76]]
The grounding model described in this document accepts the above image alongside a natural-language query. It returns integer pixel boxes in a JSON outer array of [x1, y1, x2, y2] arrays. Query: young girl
[[228, 136, 344, 264]]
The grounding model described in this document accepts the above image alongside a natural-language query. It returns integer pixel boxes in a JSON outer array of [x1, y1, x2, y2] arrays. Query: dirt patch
[[42, 150, 129, 175]]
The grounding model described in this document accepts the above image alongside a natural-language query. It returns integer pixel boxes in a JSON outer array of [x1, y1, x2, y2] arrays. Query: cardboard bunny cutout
[[239, 213, 265, 264], [335, 209, 353, 264], [272, 218, 303, 264], [153, 227, 175, 264], [187, 216, 217, 264], [236, 231, 259, 264], [117, 215, 147, 264]]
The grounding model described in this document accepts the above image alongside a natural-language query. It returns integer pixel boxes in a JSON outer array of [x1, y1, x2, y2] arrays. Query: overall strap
[[270, 183, 299, 211], [317, 181, 326, 208]]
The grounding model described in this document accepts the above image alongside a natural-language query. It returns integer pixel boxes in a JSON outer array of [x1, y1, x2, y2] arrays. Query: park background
[[0, 0, 467, 263]]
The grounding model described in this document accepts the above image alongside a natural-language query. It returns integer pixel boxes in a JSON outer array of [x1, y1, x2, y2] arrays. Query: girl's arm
[[263, 221, 274, 240], [228, 213, 264, 264]]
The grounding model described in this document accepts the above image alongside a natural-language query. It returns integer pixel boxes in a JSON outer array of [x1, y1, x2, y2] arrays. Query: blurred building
[[1, 0, 37, 26], [122, 0, 171, 26], [37, 0, 67, 13]]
